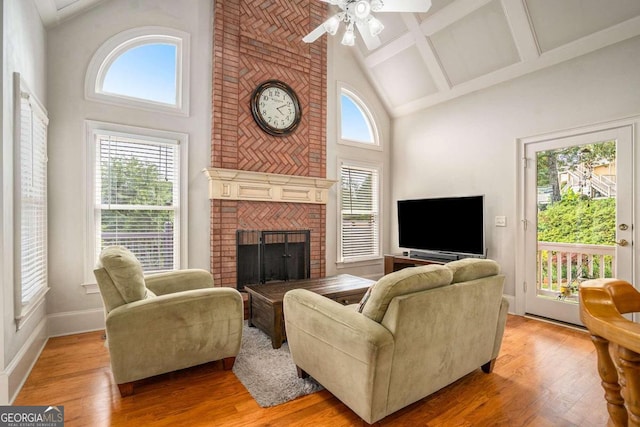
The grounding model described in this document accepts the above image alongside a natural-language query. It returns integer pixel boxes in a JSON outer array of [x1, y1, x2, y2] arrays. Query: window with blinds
[[94, 133, 180, 271], [340, 163, 380, 261], [15, 72, 49, 327]]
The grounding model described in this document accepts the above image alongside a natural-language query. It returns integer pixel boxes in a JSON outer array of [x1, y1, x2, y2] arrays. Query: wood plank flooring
[[14, 315, 609, 426]]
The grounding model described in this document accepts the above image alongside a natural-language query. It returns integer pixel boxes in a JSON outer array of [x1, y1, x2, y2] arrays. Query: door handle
[[613, 239, 629, 247]]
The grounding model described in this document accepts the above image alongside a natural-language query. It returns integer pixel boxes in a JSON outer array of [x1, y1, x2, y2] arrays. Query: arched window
[[339, 86, 380, 149], [85, 27, 190, 115]]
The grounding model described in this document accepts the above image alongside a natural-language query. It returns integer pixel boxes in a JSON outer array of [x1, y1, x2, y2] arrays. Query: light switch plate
[[495, 216, 506, 227]]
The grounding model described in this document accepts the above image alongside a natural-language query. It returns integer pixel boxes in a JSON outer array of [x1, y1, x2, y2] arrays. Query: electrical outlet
[[495, 216, 507, 227]]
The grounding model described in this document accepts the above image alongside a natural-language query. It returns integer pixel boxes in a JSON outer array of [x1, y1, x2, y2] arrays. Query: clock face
[[251, 81, 301, 136]]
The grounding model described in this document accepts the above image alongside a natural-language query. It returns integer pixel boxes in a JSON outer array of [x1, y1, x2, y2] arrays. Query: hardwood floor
[[14, 315, 609, 426]]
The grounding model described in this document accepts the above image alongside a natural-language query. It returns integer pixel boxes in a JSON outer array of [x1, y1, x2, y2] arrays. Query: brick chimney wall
[[211, 0, 327, 287]]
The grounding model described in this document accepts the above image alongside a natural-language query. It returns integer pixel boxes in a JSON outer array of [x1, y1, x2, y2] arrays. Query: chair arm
[[144, 269, 213, 295], [284, 289, 394, 424], [284, 288, 394, 360], [105, 287, 243, 384]]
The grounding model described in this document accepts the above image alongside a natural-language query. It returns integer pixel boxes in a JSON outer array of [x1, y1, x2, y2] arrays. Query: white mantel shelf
[[203, 167, 337, 205]]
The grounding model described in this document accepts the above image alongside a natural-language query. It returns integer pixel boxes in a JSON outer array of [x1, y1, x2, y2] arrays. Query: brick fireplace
[[210, 0, 328, 288]]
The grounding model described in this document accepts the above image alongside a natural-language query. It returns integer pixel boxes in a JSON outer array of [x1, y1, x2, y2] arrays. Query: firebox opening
[[236, 229, 310, 291]]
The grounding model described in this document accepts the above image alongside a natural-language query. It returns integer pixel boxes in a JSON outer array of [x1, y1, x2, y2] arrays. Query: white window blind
[[95, 133, 180, 271], [340, 164, 380, 261], [15, 73, 49, 327]]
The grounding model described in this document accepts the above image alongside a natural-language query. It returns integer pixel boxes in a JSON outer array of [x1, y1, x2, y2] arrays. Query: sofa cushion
[[446, 258, 500, 283], [360, 265, 453, 323], [98, 246, 151, 304]]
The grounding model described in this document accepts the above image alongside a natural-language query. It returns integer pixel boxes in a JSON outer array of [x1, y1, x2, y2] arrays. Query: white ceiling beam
[[401, 13, 450, 91], [501, 0, 540, 62], [420, 0, 494, 36], [363, 32, 415, 68]]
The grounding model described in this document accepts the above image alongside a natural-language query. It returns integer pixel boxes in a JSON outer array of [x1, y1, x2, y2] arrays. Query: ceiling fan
[[303, 0, 432, 50]]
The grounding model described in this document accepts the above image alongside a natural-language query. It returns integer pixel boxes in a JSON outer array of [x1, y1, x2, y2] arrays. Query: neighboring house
[[2, 0, 640, 404]]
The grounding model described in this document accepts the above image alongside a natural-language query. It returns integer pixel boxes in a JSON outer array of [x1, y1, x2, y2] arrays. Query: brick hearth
[[210, 0, 327, 288]]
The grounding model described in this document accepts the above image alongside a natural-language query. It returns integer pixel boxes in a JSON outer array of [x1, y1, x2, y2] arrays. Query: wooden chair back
[[580, 278, 640, 427]]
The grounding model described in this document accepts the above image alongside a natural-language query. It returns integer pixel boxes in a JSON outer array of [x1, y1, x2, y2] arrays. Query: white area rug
[[232, 323, 323, 407]]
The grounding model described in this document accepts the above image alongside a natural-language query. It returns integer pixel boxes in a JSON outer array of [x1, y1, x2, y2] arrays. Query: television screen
[[397, 196, 485, 257]]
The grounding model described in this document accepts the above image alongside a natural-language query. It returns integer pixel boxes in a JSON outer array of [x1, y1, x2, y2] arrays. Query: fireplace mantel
[[203, 168, 336, 204]]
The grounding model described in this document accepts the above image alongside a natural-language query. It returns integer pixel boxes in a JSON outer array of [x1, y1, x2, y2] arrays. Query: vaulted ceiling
[[350, 0, 640, 116], [34, 0, 105, 27], [35, 0, 640, 117]]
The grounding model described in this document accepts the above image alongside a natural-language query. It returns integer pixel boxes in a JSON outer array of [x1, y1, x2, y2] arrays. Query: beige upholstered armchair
[[93, 246, 244, 396], [284, 259, 508, 425]]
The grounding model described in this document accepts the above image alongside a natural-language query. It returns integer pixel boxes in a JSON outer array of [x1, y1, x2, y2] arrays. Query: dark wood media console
[[384, 254, 445, 275]]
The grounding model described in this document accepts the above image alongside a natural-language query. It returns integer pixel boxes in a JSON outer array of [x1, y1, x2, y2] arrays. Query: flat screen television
[[397, 195, 485, 260]]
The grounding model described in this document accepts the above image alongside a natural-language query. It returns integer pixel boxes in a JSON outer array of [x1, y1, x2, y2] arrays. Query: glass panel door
[[523, 126, 633, 325]]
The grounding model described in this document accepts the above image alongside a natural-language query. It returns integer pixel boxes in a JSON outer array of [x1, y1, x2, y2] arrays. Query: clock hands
[[276, 105, 290, 116]]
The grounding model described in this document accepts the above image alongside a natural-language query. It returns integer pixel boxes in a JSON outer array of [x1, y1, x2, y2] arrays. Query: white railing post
[[536, 242, 615, 297]]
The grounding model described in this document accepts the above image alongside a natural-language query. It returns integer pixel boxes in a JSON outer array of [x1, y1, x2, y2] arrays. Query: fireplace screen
[[236, 230, 310, 291]]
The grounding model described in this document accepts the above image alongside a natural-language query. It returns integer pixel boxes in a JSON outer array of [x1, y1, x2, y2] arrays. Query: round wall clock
[[250, 80, 302, 136]]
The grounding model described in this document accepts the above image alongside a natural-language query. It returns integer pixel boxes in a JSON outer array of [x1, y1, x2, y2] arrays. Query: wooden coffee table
[[244, 274, 374, 349]]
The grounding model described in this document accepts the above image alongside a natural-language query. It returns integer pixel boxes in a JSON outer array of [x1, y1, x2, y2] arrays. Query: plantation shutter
[[15, 73, 49, 327], [340, 164, 379, 260], [95, 134, 180, 271]]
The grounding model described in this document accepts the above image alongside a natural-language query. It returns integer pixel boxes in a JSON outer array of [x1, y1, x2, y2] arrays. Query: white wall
[[1, 0, 48, 404], [392, 35, 640, 298], [45, 0, 212, 333], [326, 37, 392, 280]]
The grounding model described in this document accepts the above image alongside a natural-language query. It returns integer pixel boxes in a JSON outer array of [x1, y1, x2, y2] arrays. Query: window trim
[[84, 120, 189, 284], [13, 72, 50, 330], [337, 83, 382, 151], [337, 158, 383, 264], [85, 26, 190, 116]]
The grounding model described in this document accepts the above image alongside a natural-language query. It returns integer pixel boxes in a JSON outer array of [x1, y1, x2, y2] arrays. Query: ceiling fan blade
[[303, 23, 328, 43], [376, 0, 432, 13], [356, 21, 382, 50]]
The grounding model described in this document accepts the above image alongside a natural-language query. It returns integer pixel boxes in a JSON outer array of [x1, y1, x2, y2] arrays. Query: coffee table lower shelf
[[244, 274, 374, 349]]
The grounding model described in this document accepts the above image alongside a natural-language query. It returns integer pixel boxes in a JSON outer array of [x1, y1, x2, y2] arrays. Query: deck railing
[[537, 241, 615, 299]]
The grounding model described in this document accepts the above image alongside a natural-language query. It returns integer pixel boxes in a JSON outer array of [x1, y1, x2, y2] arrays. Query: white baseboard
[[2, 317, 48, 404], [47, 308, 105, 337]]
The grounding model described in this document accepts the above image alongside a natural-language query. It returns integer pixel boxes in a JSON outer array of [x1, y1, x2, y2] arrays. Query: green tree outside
[[101, 157, 174, 233]]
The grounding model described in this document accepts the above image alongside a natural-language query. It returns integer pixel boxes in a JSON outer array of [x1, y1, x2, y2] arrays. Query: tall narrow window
[[340, 162, 381, 262], [339, 86, 379, 149], [87, 123, 186, 273], [14, 73, 49, 329]]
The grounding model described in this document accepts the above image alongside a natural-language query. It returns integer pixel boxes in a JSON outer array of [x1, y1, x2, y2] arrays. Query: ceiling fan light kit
[[342, 22, 356, 46], [304, 0, 432, 50]]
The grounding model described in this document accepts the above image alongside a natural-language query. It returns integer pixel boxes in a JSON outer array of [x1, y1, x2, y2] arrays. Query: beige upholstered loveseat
[[283, 258, 508, 425], [94, 246, 244, 396]]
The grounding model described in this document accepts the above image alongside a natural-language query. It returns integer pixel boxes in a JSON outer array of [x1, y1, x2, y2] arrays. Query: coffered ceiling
[[34, 0, 640, 118], [351, 0, 640, 116]]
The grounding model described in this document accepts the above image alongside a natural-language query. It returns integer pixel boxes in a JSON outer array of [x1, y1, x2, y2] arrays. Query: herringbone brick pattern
[[240, 0, 310, 57], [211, 0, 327, 287], [237, 56, 310, 176]]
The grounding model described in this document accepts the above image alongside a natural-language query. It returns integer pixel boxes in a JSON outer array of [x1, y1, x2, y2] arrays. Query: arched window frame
[[85, 26, 190, 116], [337, 83, 381, 150]]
